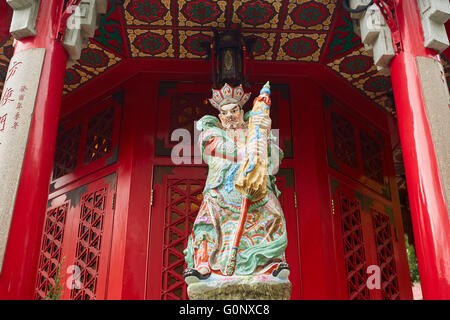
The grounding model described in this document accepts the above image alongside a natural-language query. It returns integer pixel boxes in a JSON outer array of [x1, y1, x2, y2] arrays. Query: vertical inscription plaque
[[0, 48, 46, 271]]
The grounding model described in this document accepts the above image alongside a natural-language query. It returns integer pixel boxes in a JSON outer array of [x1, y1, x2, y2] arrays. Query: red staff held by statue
[[226, 81, 272, 276]]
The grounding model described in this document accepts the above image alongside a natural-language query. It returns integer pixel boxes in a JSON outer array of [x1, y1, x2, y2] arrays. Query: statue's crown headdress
[[209, 83, 251, 110]]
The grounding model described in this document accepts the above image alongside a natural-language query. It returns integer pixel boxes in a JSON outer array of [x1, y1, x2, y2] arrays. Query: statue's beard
[[222, 118, 244, 129]]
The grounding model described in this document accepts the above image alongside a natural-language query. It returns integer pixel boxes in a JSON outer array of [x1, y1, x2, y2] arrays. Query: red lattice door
[[34, 174, 117, 300], [371, 209, 400, 300], [325, 95, 408, 300], [335, 189, 371, 300], [324, 96, 391, 200], [331, 179, 403, 300], [147, 166, 207, 300], [34, 202, 70, 300]]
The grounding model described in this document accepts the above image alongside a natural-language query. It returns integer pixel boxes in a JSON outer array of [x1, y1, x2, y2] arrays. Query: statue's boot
[[184, 240, 211, 284], [272, 262, 290, 280], [183, 266, 211, 284]]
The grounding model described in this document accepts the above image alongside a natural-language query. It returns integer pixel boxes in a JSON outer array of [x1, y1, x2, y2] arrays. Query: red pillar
[[389, 0, 450, 299], [0, 0, 68, 299], [0, 1, 12, 43]]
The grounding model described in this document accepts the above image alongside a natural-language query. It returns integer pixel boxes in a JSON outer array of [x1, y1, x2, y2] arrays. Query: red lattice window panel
[[53, 125, 81, 180], [168, 92, 282, 141], [70, 187, 108, 300], [360, 131, 384, 185], [158, 85, 290, 159], [34, 202, 69, 300], [339, 193, 370, 300], [169, 93, 211, 138], [84, 107, 115, 164], [372, 210, 400, 300], [162, 179, 204, 300], [331, 111, 357, 169]]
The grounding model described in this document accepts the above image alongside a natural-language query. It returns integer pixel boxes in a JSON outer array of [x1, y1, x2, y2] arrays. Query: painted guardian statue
[[183, 82, 291, 299]]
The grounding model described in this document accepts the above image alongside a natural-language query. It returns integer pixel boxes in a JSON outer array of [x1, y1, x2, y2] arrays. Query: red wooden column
[[389, 0, 450, 299], [0, 1, 12, 43], [0, 0, 68, 299]]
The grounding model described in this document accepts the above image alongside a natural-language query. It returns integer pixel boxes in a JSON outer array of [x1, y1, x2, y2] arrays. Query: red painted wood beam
[[0, 1, 12, 43], [389, 0, 450, 299], [61, 59, 392, 137], [0, 0, 68, 299], [442, 21, 450, 61]]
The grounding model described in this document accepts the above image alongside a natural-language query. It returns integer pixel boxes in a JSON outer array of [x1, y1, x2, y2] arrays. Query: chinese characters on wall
[[0, 48, 46, 271]]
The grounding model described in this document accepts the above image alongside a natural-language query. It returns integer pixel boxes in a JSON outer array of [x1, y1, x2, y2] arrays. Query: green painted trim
[[271, 83, 290, 100], [329, 177, 340, 195], [374, 130, 385, 148], [66, 184, 89, 210], [282, 138, 293, 159], [327, 148, 339, 170], [158, 81, 178, 97], [322, 94, 333, 109], [276, 168, 295, 189], [155, 137, 172, 157], [384, 206, 394, 223], [355, 191, 373, 212], [94, 1, 123, 54], [327, 16, 360, 59], [112, 90, 125, 105], [382, 181, 392, 200], [153, 166, 175, 185], [105, 145, 119, 166]]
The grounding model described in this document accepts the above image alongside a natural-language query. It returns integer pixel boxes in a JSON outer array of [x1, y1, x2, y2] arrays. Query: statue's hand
[[251, 114, 271, 131], [247, 139, 268, 158]]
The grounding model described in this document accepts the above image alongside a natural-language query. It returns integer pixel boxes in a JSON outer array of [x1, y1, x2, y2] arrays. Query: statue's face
[[218, 103, 245, 129]]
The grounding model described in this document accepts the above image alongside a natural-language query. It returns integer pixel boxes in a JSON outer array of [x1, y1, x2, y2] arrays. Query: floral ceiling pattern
[[0, 0, 449, 116]]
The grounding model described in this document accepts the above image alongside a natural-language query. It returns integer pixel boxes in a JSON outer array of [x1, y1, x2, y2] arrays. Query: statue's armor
[[184, 115, 287, 276]]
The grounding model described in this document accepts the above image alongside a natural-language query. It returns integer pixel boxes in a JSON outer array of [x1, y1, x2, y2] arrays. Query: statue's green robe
[[184, 115, 287, 276]]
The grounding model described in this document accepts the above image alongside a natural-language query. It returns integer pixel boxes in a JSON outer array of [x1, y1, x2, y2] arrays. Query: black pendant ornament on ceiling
[[201, 28, 256, 89]]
